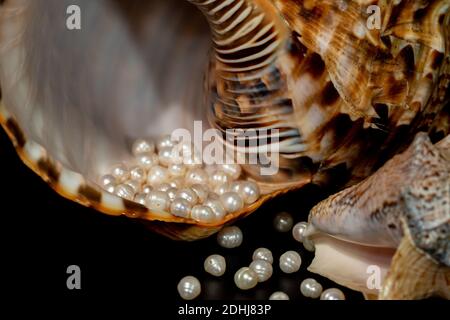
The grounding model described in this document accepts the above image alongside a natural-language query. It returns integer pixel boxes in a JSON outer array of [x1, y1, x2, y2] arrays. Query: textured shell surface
[[0, 0, 449, 240]]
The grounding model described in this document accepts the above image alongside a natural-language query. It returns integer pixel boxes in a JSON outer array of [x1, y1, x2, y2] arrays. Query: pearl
[[239, 181, 260, 204], [203, 198, 227, 221], [230, 181, 243, 194], [320, 288, 346, 300], [169, 178, 184, 189], [185, 168, 208, 186], [129, 166, 146, 184], [157, 134, 176, 150], [104, 183, 116, 193], [190, 184, 208, 203], [279, 251, 302, 274], [176, 188, 199, 205], [177, 276, 201, 300], [124, 180, 141, 193], [218, 164, 242, 180], [145, 190, 170, 212], [156, 183, 171, 192], [166, 187, 178, 201], [111, 164, 130, 181], [269, 292, 290, 300], [204, 254, 226, 277], [292, 222, 308, 243], [300, 278, 323, 299], [234, 267, 258, 290], [303, 237, 315, 252], [273, 212, 294, 232], [209, 170, 230, 187], [217, 226, 243, 248], [170, 198, 192, 218], [191, 205, 218, 223], [134, 193, 147, 205], [183, 155, 202, 169], [158, 147, 174, 167], [100, 174, 116, 187], [168, 163, 187, 178], [142, 185, 153, 194], [136, 153, 159, 170], [114, 184, 134, 200], [132, 139, 155, 156], [249, 260, 273, 283], [214, 183, 230, 196], [220, 192, 244, 213], [252, 248, 273, 264], [146, 165, 168, 186]]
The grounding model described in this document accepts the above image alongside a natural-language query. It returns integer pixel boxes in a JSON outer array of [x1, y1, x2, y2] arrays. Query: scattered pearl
[[158, 147, 174, 167], [269, 292, 290, 300], [234, 267, 258, 290], [111, 164, 129, 181], [218, 164, 242, 180], [157, 134, 176, 150], [134, 193, 147, 205], [203, 198, 227, 221], [273, 212, 294, 232], [220, 192, 244, 213], [176, 188, 199, 205], [249, 260, 273, 283], [104, 183, 116, 193], [145, 190, 170, 212], [129, 166, 146, 184], [191, 184, 208, 203], [217, 226, 243, 248], [147, 165, 168, 186], [114, 184, 134, 200], [210, 170, 230, 187], [124, 180, 141, 193], [279, 251, 302, 274], [204, 254, 226, 277], [303, 237, 315, 252], [321, 288, 346, 300], [168, 163, 187, 177], [252, 248, 273, 264], [292, 222, 308, 243], [132, 139, 155, 156], [300, 278, 323, 299], [142, 185, 153, 194], [185, 168, 208, 186], [214, 183, 230, 196], [191, 205, 218, 223], [177, 276, 201, 300], [100, 174, 116, 187], [136, 153, 159, 170], [170, 198, 192, 218], [239, 181, 260, 204], [166, 187, 178, 201]]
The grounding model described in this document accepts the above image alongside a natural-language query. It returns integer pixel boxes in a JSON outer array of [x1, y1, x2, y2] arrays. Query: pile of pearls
[[99, 136, 261, 222], [234, 247, 274, 290]]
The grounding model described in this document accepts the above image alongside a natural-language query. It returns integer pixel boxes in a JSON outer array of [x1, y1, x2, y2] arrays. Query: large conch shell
[[0, 0, 448, 240]]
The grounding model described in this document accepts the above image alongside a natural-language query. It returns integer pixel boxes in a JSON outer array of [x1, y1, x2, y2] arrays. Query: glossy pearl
[[132, 139, 155, 155], [145, 190, 170, 212], [321, 288, 346, 300], [209, 170, 229, 187], [158, 147, 174, 167], [142, 185, 153, 194], [203, 198, 227, 221], [183, 155, 202, 169], [204, 254, 226, 277], [303, 237, 315, 252], [134, 193, 147, 205], [166, 187, 178, 201], [191, 205, 218, 223], [249, 260, 273, 283], [185, 168, 208, 186], [176, 188, 199, 205], [111, 164, 129, 181], [220, 192, 244, 213], [191, 184, 208, 203], [273, 212, 294, 232], [177, 276, 201, 300], [239, 181, 260, 204], [252, 248, 273, 264], [157, 134, 176, 150], [234, 267, 258, 290], [169, 178, 184, 189], [170, 198, 192, 218], [218, 164, 242, 180], [146, 166, 168, 186], [269, 292, 290, 300], [230, 181, 243, 194], [300, 278, 323, 299], [136, 153, 159, 170], [114, 184, 134, 200], [214, 183, 230, 196], [100, 174, 116, 187], [279, 251, 302, 274], [103, 183, 116, 193], [168, 163, 187, 177], [125, 180, 141, 193], [129, 166, 146, 184], [217, 226, 243, 248], [292, 222, 308, 243]]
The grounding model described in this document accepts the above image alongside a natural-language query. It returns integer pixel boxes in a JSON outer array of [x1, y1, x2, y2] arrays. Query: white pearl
[[320, 288, 346, 300], [169, 177, 185, 189], [111, 164, 130, 181], [191, 184, 208, 203], [166, 187, 178, 201], [203, 198, 227, 221], [100, 174, 116, 187], [303, 237, 315, 252], [146, 165, 168, 186], [234, 267, 258, 290], [185, 168, 208, 186], [204, 254, 226, 277], [136, 153, 159, 170], [269, 291, 290, 300], [220, 192, 244, 213], [124, 180, 141, 193], [249, 260, 273, 283], [168, 163, 187, 178], [230, 181, 243, 194], [292, 222, 308, 243], [104, 183, 116, 193], [252, 248, 273, 264], [279, 251, 302, 274], [114, 184, 134, 200], [191, 205, 218, 223], [129, 166, 146, 184], [300, 278, 323, 299], [170, 198, 192, 218], [157, 134, 176, 150], [142, 185, 153, 194], [176, 188, 199, 205], [132, 139, 155, 156], [209, 170, 230, 187], [158, 147, 174, 167], [177, 276, 201, 300], [217, 226, 243, 248], [214, 183, 230, 196], [156, 183, 171, 192], [183, 155, 202, 169], [273, 212, 294, 232], [145, 190, 170, 212], [218, 164, 242, 180], [134, 193, 147, 205], [239, 181, 260, 204]]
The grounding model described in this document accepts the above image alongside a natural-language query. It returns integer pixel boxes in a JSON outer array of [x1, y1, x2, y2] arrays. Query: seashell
[[305, 132, 450, 300], [0, 0, 448, 241]]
